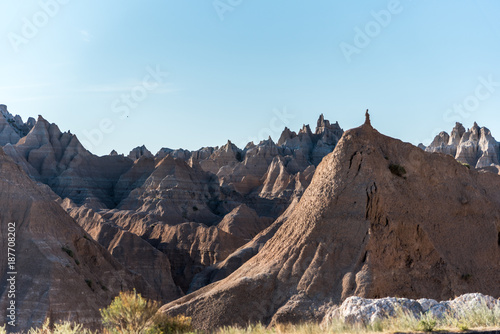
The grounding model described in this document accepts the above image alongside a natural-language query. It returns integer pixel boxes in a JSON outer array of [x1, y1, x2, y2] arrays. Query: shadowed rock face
[[62, 200, 183, 304], [217, 204, 274, 240], [0, 148, 157, 331], [160, 119, 500, 330], [0, 104, 35, 145]]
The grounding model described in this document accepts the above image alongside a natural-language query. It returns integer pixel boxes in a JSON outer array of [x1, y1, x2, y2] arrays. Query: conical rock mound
[[160, 119, 500, 329]]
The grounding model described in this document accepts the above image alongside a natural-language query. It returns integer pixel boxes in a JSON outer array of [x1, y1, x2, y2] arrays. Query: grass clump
[[14, 296, 500, 334], [28, 319, 94, 334], [149, 314, 193, 334], [416, 313, 437, 332], [321, 301, 500, 334], [441, 300, 500, 330]]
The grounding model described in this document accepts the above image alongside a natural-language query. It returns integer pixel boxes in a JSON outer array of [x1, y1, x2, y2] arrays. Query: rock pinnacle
[[365, 109, 371, 126]]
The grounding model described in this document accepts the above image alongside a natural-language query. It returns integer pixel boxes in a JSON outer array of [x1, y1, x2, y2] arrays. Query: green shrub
[[100, 290, 160, 334], [61, 246, 74, 258], [460, 162, 471, 169], [461, 273, 472, 281], [389, 163, 406, 177]]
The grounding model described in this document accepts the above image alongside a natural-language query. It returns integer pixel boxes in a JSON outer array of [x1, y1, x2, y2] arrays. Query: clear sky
[[0, 1, 499, 156]]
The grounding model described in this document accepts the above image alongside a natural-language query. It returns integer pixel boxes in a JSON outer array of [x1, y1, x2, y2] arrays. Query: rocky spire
[[365, 109, 371, 127], [127, 145, 153, 161]]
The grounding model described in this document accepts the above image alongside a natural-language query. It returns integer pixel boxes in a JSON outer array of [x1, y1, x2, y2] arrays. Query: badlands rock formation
[[61, 200, 183, 303], [128, 145, 153, 160], [4, 115, 133, 209], [0, 104, 35, 145], [217, 204, 274, 240], [0, 148, 162, 331], [0, 105, 345, 296], [4, 102, 500, 330], [160, 115, 500, 329], [425, 122, 500, 168]]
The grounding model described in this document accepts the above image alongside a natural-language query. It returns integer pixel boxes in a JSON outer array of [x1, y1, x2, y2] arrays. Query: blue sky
[[0, 0, 499, 156]]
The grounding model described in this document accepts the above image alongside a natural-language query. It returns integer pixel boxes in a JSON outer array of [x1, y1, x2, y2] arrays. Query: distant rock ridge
[[4, 114, 133, 208], [0, 108, 342, 214], [127, 145, 153, 160], [0, 104, 35, 145], [424, 122, 500, 169]]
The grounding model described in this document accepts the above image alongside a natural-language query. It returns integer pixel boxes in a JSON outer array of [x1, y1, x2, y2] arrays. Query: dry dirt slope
[[0, 148, 158, 331], [160, 116, 500, 330]]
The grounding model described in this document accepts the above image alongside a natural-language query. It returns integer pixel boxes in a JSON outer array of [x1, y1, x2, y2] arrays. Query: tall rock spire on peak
[[365, 109, 371, 127], [315, 113, 332, 135], [317, 113, 329, 128]]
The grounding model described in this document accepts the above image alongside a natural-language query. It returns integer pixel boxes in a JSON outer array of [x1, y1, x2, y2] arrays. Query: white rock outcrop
[[322, 293, 500, 326]]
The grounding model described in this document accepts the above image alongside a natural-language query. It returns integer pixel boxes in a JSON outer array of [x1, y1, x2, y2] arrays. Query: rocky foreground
[[322, 293, 500, 326], [0, 105, 500, 330]]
